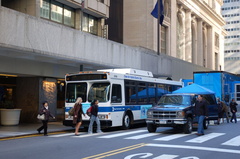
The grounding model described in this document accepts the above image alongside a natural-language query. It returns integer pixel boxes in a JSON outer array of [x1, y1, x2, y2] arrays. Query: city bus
[[63, 68, 182, 129]]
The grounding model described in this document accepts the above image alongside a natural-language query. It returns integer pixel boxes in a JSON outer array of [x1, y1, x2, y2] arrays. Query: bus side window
[[111, 84, 122, 103]]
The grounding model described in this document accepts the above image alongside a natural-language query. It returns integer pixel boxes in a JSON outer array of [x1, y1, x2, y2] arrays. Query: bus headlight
[[98, 114, 110, 119]]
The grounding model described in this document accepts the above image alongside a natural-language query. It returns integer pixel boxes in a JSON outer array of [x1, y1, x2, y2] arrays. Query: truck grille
[[152, 111, 177, 119]]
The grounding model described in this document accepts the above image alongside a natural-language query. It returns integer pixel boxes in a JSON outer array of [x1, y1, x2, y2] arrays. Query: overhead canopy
[[172, 83, 215, 94]]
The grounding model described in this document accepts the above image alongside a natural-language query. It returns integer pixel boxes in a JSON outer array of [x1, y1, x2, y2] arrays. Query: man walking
[[195, 95, 208, 136]]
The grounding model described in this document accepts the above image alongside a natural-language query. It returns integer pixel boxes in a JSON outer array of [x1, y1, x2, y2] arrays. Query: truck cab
[[146, 93, 218, 133]]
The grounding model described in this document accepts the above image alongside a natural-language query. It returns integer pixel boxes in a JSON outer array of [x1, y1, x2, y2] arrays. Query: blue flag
[[151, 0, 164, 25]]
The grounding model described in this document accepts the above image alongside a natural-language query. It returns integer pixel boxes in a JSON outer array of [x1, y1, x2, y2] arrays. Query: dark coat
[[91, 104, 99, 117], [195, 99, 208, 116], [230, 101, 238, 113], [73, 103, 85, 124], [39, 106, 54, 121]]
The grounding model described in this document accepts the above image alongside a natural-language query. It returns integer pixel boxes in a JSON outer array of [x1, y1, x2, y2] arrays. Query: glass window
[[64, 6, 75, 27], [40, 0, 50, 19], [88, 83, 110, 102], [82, 13, 89, 32], [89, 16, 98, 35], [51, 1, 63, 23], [66, 83, 87, 103], [111, 84, 122, 103]]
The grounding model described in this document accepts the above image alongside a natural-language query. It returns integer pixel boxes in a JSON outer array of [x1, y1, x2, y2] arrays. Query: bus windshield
[[66, 83, 87, 103], [88, 83, 110, 102]]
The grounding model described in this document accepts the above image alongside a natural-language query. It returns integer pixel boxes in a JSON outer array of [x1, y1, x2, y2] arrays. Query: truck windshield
[[88, 82, 110, 102], [158, 95, 191, 105]]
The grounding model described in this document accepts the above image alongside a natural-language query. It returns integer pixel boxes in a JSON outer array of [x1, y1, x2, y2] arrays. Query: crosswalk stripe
[[221, 135, 240, 146], [98, 130, 147, 138], [124, 133, 159, 139], [49, 133, 74, 137], [154, 133, 193, 141], [186, 133, 225, 143]]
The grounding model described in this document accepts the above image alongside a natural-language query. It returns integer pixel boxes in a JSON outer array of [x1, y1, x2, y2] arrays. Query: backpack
[[86, 106, 92, 117], [68, 107, 74, 116]]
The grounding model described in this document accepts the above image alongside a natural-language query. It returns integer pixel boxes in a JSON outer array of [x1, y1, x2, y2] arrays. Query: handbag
[[37, 114, 45, 120]]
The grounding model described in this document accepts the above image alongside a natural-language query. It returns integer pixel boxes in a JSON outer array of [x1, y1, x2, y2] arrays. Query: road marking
[[48, 133, 74, 137], [154, 133, 193, 141], [186, 133, 225, 143], [82, 143, 147, 159], [98, 130, 146, 138], [221, 135, 240, 146], [124, 133, 159, 139], [146, 143, 240, 154], [152, 154, 179, 159]]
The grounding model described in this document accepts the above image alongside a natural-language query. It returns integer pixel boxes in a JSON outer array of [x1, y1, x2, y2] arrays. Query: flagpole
[[157, 0, 160, 55]]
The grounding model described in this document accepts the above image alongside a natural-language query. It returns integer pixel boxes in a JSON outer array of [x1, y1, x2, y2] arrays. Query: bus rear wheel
[[122, 113, 132, 129]]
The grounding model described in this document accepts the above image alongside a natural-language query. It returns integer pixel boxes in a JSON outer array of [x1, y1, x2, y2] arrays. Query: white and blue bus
[[63, 69, 182, 129]]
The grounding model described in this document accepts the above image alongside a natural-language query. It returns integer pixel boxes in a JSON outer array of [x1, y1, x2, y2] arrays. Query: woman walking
[[73, 97, 85, 136], [37, 101, 55, 136], [88, 99, 102, 134], [230, 98, 238, 123]]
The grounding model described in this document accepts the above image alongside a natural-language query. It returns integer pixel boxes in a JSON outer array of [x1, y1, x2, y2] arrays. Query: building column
[[75, 9, 81, 30], [170, 0, 177, 57], [207, 26, 214, 69], [192, 16, 197, 65], [197, 18, 203, 66], [185, 9, 192, 62]]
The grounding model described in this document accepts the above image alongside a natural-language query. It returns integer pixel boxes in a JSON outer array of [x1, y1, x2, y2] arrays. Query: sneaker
[[88, 132, 92, 134]]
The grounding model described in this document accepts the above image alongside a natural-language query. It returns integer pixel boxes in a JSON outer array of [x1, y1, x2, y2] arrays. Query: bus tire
[[122, 113, 132, 129], [183, 117, 193, 134], [147, 123, 157, 133]]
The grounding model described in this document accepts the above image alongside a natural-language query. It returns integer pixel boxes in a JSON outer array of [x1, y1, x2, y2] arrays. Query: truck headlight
[[147, 111, 153, 117], [177, 111, 185, 117]]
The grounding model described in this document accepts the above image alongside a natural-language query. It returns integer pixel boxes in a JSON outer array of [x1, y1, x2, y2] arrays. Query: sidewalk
[[0, 122, 74, 139]]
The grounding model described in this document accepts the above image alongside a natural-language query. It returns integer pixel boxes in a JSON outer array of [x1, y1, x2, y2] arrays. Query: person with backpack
[[73, 97, 86, 136], [230, 98, 238, 123], [88, 99, 102, 134]]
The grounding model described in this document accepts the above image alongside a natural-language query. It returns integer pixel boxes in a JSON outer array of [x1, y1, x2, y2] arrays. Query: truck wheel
[[147, 123, 157, 133], [203, 119, 209, 129], [184, 117, 193, 134], [122, 113, 132, 129]]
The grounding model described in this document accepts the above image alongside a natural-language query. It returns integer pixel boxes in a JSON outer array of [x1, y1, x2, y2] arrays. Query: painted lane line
[[124, 133, 159, 139], [98, 130, 147, 138], [186, 133, 225, 143], [154, 133, 193, 141], [221, 135, 240, 146], [146, 143, 240, 154], [73, 133, 103, 138]]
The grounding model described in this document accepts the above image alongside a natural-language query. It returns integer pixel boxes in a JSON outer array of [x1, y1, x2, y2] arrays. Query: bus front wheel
[[122, 113, 132, 129]]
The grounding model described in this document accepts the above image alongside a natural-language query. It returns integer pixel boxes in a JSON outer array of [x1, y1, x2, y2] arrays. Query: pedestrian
[[73, 97, 86, 136], [88, 99, 102, 134], [195, 95, 208, 136], [230, 98, 238, 123], [37, 101, 55, 136], [217, 98, 229, 124], [217, 98, 224, 125]]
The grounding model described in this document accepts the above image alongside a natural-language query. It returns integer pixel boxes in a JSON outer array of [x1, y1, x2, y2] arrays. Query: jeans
[[88, 115, 102, 133], [231, 112, 237, 123], [197, 115, 205, 134]]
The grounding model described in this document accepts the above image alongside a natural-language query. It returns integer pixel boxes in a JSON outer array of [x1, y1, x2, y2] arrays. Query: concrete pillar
[[35, 0, 40, 18], [185, 9, 192, 62], [207, 26, 214, 69], [170, 0, 177, 57], [197, 18, 203, 66], [192, 16, 197, 65]]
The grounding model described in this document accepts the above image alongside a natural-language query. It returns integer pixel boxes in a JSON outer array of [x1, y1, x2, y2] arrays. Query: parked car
[[146, 93, 218, 133]]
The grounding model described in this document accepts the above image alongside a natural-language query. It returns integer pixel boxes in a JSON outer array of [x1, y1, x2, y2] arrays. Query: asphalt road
[[0, 121, 240, 159]]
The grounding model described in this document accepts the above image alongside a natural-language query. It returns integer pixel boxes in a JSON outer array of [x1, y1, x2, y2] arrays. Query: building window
[[82, 13, 98, 35], [40, 0, 75, 28]]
